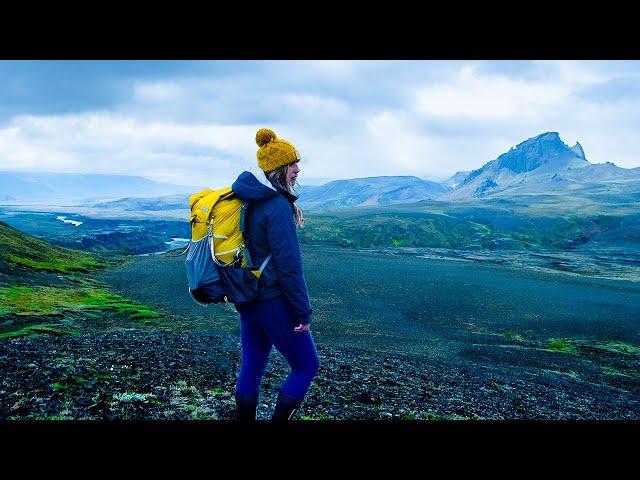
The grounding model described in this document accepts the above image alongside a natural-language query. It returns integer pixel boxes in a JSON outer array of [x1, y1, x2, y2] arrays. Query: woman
[[230, 128, 320, 421]]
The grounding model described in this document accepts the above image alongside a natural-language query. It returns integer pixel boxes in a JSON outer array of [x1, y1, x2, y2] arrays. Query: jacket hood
[[232, 169, 279, 202]]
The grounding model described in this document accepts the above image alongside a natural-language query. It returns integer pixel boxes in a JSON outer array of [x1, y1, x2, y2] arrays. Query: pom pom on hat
[[256, 128, 276, 147], [255, 128, 301, 173]]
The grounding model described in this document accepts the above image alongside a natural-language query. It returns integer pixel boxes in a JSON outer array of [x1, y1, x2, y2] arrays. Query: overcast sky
[[0, 60, 639, 187]]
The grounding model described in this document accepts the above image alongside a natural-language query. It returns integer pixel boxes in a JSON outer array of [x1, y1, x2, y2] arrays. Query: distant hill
[[297, 176, 450, 211], [298, 197, 640, 251], [447, 132, 640, 200], [0, 171, 202, 203], [91, 194, 189, 211]]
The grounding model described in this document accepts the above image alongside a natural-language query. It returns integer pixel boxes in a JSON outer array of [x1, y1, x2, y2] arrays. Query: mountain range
[[0, 171, 201, 203], [447, 132, 639, 200], [297, 132, 639, 209], [297, 176, 449, 211], [2, 132, 638, 212]]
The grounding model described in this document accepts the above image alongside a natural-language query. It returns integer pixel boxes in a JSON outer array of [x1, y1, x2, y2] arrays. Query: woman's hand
[[294, 323, 310, 333]]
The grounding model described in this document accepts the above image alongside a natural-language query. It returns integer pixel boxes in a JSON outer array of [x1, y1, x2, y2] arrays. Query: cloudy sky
[[0, 60, 639, 187]]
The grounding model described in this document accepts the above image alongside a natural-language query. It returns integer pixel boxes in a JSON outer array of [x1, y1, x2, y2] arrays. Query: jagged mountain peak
[[571, 141, 586, 160], [493, 132, 584, 174], [522, 131, 560, 142], [447, 132, 640, 201]]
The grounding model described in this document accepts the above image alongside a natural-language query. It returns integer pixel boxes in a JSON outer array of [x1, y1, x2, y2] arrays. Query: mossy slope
[[0, 221, 104, 273], [0, 222, 165, 338]]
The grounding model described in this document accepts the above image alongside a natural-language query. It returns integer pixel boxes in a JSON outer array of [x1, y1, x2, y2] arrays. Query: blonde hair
[[266, 164, 305, 228]]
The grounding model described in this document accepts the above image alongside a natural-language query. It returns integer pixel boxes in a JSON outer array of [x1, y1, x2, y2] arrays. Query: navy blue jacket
[[231, 171, 312, 325]]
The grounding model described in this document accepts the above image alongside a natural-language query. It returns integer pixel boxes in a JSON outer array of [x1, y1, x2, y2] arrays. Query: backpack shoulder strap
[[239, 200, 272, 272], [239, 201, 253, 266]]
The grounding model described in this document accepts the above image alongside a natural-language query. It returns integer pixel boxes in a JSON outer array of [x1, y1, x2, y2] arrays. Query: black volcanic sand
[[2, 245, 639, 419], [1, 331, 639, 420]]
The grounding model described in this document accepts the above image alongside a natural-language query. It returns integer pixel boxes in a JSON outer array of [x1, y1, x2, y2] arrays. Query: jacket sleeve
[[266, 198, 313, 324]]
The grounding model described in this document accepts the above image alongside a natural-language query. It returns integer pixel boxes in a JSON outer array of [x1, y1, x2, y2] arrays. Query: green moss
[[210, 387, 227, 397], [50, 382, 66, 392], [129, 310, 161, 320], [0, 328, 32, 339], [546, 338, 578, 355], [43, 415, 74, 420], [0, 324, 78, 339], [5, 253, 103, 273], [502, 331, 525, 342], [603, 367, 628, 377], [0, 286, 162, 325], [424, 414, 445, 420], [594, 341, 640, 356], [299, 413, 330, 420], [113, 392, 155, 402], [0, 222, 104, 273]]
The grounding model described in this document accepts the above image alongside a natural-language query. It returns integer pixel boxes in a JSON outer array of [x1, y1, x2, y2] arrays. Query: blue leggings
[[235, 296, 320, 403]]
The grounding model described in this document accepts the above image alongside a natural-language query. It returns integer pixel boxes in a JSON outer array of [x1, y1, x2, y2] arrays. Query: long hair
[[266, 164, 305, 228]]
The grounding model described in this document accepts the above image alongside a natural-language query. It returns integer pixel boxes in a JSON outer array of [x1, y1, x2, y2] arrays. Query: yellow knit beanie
[[255, 128, 301, 173]]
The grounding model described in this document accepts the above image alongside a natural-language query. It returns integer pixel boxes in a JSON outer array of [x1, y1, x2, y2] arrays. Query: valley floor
[[2, 245, 639, 420]]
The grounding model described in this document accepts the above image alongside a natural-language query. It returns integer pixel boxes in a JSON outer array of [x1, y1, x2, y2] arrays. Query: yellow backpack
[[189, 187, 249, 267], [185, 187, 272, 305]]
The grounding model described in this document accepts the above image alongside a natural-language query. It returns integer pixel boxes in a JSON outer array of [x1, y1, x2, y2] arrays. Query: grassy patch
[[209, 387, 227, 397], [41, 415, 74, 420], [73, 375, 88, 386], [593, 341, 640, 357], [604, 367, 640, 378], [50, 382, 66, 392], [603, 366, 630, 377], [181, 404, 217, 420], [0, 285, 162, 325], [173, 380, 200, 398], [299, 413, 331, 420], [545, 338, 578, 355], [165, 381, 220, 419], [5, 253, 103, 273], [0, 324, 78, 339], [502, 331, 526, 342], [113, 392, 156, 402]]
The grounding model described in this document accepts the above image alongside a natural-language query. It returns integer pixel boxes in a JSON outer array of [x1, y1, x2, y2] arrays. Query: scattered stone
[[0, 330, 638, 420]]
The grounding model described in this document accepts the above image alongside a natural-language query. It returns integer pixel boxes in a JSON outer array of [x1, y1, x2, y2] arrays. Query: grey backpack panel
[[185, 236, 219, 290]]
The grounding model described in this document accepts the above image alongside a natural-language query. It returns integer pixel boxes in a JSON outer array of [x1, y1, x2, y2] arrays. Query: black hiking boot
[[235, 392, 258, 421], [271, 391, 302, 422]]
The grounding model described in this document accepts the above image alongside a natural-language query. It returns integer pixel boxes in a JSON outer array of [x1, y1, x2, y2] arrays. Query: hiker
[[231, 128, 320, 421]]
